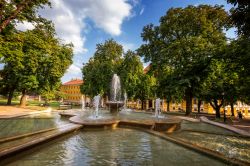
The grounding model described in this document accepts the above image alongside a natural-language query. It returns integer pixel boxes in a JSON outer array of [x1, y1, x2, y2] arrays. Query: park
[[0, 0, 249, 165]]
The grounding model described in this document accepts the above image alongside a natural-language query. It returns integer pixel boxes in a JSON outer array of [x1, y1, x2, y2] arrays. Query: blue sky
[[16, 0, 235, 83]]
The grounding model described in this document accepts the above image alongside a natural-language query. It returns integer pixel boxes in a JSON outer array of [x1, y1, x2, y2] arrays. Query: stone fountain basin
[[67, 113, 181, 132], [106, 101, 124, 112], [69, 116, 118, 128]]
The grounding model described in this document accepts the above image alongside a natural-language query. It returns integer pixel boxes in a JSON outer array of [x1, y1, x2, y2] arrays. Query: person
[[238, 111, 243, 120]]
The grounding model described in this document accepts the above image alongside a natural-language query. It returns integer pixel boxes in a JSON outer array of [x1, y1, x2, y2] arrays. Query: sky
[[16, 0, 236, 83]]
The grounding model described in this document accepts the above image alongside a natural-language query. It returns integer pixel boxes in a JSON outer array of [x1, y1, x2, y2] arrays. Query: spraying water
[[81, 95, 85, 110], [110, 74, 121, 101], [155, 98, 161, 118], [124, 92, 127, 109], [93, 95, 100, 118]]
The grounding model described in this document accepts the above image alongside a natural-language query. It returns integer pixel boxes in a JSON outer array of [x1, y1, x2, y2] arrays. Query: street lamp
[[222, 92, 226, 123]]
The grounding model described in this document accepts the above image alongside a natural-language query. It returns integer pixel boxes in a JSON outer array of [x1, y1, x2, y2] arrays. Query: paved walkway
[[0, 106, 51, 118], [200, 116, 250, 137]]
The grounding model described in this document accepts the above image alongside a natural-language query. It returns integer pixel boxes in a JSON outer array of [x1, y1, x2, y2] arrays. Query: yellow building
[[60, 79, 90, 104]]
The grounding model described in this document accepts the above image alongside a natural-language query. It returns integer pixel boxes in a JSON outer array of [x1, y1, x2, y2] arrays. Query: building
[[60, 79, 90, 104]]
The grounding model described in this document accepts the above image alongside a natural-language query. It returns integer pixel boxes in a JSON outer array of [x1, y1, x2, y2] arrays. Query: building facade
[[60, 79, 90, 104]]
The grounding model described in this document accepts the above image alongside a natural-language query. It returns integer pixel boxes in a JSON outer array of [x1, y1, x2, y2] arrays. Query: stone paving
[[0, 106, 50, 118]]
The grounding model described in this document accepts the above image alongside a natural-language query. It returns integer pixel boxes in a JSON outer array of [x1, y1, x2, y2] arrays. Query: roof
[[143, 64, 151, 74], [63, 79, 83, 85]]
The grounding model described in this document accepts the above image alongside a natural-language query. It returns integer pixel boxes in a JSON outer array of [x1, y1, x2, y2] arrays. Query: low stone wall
[[200, 116, 250, 137]]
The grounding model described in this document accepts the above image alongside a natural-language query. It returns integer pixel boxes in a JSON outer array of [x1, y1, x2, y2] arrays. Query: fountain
[[124, 92, 127, 109], [106, 74, 124, 113], [120, 92, 133, 114], [155, 98, 164, 118], [81, 95, 85, 110], [93, 95, 100, 118]]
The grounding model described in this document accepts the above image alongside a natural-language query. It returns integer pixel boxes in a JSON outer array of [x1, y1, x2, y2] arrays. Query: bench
[[59, 104, 72, 110]]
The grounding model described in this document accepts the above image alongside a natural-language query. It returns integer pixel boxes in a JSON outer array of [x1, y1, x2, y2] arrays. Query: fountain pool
[[1, 128, 227, 166], [0, 110, 249, 165], [0, 112, 68, 139]]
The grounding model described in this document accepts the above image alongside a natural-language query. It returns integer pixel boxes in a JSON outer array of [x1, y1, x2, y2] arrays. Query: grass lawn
[[0, 99, 61, 110]]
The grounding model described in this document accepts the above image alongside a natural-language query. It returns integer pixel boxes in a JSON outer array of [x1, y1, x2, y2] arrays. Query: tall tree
[[156, 65, 184, 112], [81, 39, 123, 98], [0, 0, 50, 33], [138, 5, 229, 115], [134, 74, 157, 110], [0, 22, 73, 106], [119, 50, 144, 99]]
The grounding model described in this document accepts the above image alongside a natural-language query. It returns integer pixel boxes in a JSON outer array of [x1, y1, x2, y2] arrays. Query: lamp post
[[222, 92, 226, 123]]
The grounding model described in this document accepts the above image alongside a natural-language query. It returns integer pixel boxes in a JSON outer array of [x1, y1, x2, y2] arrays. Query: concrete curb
[[142, 129, 250, 166], [0, 124, 82, 160], [200, 116, 250, 137]]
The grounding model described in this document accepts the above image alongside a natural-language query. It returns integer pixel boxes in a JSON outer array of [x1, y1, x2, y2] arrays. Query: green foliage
[[81, 39, 123, 98], [134, 74, 157, 103], [225, 38, 250, 103], [0, 0, 51, 33], [119, 50, 144, 99], [138, 5, 229, 115], [0, 22, 73, 105], [227, 0, 250, 38]]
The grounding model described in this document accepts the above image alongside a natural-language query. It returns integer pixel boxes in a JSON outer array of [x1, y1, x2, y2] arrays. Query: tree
[[138, 5, 229, 115], [156, 65, 184, 112], [224, 38, 250, 105], [119, 50, 144, 99], [200, 56, 239, 118], [225, 0, 250, 115], [227, 0, 250, 38], [0, 22, 73, 106], [81, 39, 123, 98], [134, 74, 157, 110], [0, 0, 50, 33]]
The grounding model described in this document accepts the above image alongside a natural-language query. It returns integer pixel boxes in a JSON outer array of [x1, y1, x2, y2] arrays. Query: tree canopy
[[119, 50, 144, 99], [138, 5, 229, 115], [227, 0, 250, 38], [0, 22, 73, 106], [0, 0, 51, 33], [81, 39, 123, 98]]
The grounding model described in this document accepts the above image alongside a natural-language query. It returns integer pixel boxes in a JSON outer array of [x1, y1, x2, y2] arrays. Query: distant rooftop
[[143, 64, 151, 74], [63, 79, 83, 85]]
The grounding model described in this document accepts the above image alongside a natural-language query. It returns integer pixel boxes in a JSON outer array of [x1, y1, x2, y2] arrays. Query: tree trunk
[[7, 89, 14, 105], [215, 107, 221, 119], [141, 100, 144, 110], [230, 102, 235, 117], [167, 100, 170, 112], [210, 99, 223, 119], [185, 88, 193, 116], [197, 99, 202, 113], [20, 89, 27, 107], [0, 0, 31, 33]]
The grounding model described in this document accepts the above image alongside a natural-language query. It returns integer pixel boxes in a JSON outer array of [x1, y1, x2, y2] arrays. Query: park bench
[[59, 104, 72, 110]]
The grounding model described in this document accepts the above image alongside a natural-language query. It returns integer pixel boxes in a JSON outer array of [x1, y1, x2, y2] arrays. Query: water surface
[[4, 128, 226, 166]]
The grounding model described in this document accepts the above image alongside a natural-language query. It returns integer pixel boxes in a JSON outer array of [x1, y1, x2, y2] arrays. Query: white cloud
[[63, 0, 132, 36], [61, 64, 82, 83], [16, 21, 35, 31], [139, 7, 144, 15], [121, 42, 135, 52], [67, 64, 82, 74], [18, 0, 139, 82], [39, 0, 87, 54]]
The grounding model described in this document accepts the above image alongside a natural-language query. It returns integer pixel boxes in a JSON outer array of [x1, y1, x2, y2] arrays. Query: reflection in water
[[0, 113, 68, 138], [171, 130, 250, 163], [5, 129, 225, 166]]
